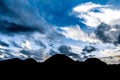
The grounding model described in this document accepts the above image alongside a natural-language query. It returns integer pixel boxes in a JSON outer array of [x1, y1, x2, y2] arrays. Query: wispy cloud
[[61, 25, 100, 43]]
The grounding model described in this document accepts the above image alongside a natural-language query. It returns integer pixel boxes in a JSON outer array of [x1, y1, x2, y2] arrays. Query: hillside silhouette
[[0, 54, 106, 65], [0, 54, 120, 72]]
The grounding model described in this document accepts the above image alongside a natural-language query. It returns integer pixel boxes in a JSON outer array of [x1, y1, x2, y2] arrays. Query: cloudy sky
[[0, 0, 120, 64]]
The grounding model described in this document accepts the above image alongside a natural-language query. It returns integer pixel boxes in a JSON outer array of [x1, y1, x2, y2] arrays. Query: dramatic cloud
[[0, 0, 67, 61], [0, 0, 120, 64], [95, 23, 120, 44], [73, 2, 120, 27], [72, 2, 120, 45], [0, 0, 47, 34]]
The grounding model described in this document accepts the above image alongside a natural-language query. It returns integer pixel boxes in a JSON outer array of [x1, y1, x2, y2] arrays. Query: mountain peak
[[44, 54, 76, 64]]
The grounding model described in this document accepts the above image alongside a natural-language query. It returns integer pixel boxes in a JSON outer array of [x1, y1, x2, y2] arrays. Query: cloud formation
[[73, 2, 120, 28], [0, 0, 120, 64], [61, 25, 99, 43], [95, 23, 120, 44]]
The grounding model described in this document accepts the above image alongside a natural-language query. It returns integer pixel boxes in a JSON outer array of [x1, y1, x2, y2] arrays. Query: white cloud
[[73, 2, 120, 28], [21, 41, 31, 50], [61, 25, 100, 43], [73, 2, 102, 13]]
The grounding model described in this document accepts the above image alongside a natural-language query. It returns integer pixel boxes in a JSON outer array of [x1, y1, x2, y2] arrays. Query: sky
[[38, 0, 109, 27], [0, 0, 119, 27], [0, 0, 120, 64]]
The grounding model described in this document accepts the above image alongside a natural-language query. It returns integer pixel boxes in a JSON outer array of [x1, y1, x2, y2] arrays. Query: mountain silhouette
[[0, 54, 106, 65], [0, 54, 120, 72], [0, 58, 37, 64], [85, 58, 107, 65], [43, 54, 78, 64]]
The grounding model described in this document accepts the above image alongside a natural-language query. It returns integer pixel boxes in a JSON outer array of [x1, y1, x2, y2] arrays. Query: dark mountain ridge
[[0, 54, 120, 71], [0, 54, 120, 74]]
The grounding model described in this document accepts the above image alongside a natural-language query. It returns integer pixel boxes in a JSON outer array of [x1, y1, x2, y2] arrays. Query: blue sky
[[1, 0, 119, 28], [38, 0, 109, 27], [31, 0, 119, 29], [0, 0, 120, 63]]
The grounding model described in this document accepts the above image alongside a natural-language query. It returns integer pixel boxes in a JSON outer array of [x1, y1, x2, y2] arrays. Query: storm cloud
[[96, 23, 120, 44]]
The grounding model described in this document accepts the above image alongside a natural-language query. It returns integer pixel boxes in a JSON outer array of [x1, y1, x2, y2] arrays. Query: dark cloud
[[0, 0, 43, 30], [58, 45, 80, 59], [0, 40, 9, 47], [95, 23, 120, 44], [0, 20, 40, 33], [83, 46, 96, 53], [0, 0, 61, 35], [95, 23, 111, 43]]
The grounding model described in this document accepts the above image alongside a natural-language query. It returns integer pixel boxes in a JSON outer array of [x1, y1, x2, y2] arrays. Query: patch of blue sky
[[91, 8, 101, 12], [107, 0, 120, 8], [36, 0, 109, 28]]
